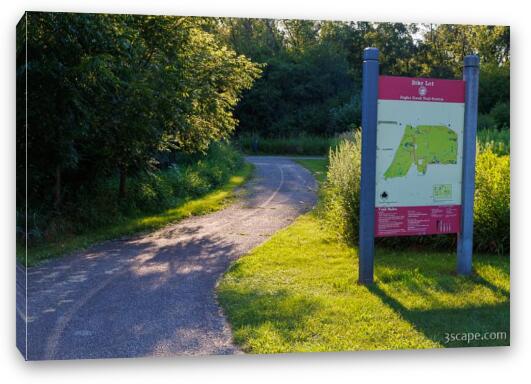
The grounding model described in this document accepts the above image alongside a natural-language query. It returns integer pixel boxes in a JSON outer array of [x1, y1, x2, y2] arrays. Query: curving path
[[16, 156, 317, 360]]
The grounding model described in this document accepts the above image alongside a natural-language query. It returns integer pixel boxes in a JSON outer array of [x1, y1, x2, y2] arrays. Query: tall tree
[[17, 12, 261, 207]]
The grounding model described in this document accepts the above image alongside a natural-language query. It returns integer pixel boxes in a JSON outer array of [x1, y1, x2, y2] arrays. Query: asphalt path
[[16, 156, 317, 360]]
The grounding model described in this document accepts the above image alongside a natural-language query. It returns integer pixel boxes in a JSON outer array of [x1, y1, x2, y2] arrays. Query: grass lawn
[[293, 159, 328, 183], [19, 163, 254, 266], [217, 159, 510, 353]]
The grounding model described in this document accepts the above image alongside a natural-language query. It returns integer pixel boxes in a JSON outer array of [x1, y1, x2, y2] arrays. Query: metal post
[[358, 47, 379, 284], [457, 55, 480, 275]]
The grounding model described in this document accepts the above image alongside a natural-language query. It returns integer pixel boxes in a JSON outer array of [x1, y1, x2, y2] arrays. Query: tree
[[17, 12, 261, 208], [225, 19, 356, 137], [19, 12, 114, 208]]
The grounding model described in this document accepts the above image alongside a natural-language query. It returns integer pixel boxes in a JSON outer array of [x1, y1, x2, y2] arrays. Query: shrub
[[165, 164, 185, 196], [20, 142, 243, 246], [127, 172, 174, 212], [328, 95, 361, 134], [319, 131, 362, 242], [320, 131, 510, 254], [474, 149, 510, 253], [183, 168, 212, 197], [478, 62, 510, 116], [490, 101, 510, 129], [477, 113, 497, 131], [477, 102, 510, 131]]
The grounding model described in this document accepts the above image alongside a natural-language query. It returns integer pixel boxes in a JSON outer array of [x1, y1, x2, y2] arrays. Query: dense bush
[[478, 63, 510, 117], [477, 114, 497, 131], [328, 95, 362, 134], [319, 131, 362, 240], [320, 132, 510, 254], [18, 143, 243, 245], [17, 13, 261, 220], [478, 102, 510, 132], [234, 46, 355, 138], [489, 101, 510, 129], [474, 149, 510, 253]]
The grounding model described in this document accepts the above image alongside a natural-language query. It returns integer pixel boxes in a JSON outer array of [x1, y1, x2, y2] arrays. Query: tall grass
[[477, 128, 510, 155], [237, 134, 338, 155], [237, 128, 509, 157], [320, 131, 510, 254], [318, 131, 362, 241], [474, 149, 510, 254]]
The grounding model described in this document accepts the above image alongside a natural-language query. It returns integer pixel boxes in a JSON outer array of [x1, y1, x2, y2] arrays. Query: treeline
[[16, 13, 510, 245], [17, 13, 261, 213], [217, 19, 510, 137]]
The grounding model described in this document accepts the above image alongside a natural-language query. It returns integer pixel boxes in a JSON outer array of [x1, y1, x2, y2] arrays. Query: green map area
[[384, 125, 457, 179]]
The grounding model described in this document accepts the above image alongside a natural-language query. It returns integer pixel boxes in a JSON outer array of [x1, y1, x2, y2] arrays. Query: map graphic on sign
[[384, 124, 458, 179], [374, 76, 465, 237]]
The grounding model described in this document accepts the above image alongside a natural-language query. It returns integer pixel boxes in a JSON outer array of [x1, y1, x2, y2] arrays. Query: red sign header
[[378, 76, 465, 103]]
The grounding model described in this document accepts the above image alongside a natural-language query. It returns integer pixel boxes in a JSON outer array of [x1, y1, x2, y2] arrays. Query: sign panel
[[375, 76, 465, 237]]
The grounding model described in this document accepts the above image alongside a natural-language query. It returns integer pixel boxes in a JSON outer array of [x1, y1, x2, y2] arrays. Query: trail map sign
[[374, 76, 465, 237], [358, 47, 479, 284]]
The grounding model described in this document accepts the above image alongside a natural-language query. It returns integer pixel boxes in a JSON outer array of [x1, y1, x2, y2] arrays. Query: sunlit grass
[[218, 212, 509, 353], [19, 163, 254, 266], [217, 158, 509, 353], [293, 159, 328, 183]]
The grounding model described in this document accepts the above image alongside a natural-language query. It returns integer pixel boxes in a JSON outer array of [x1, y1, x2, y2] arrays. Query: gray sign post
[[457, 55, 480, 275], [358, 47, 379, 284]]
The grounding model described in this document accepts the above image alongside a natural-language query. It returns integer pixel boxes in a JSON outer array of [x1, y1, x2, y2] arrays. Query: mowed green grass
[[217, 159, 509, 353], [20, 163, 254, 266], [294, 159, 328, 183]]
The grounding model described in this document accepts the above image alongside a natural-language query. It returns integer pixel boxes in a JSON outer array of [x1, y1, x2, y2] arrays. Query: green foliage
[[319, 132, 510, 253], [220, 20, 509, 141], [237, 134, 338, 155], [478, 113, 497, 131], [415, 25, 509, 78], [478, 101, 509, 132], [477, 128, 510, 155], [20, 161, 253, 266], [364, 23, 419, 76], [319, 131, 362, 242], [218, 213, 509, 353], [233, 48, 354, 137], [17, 13, 511, 258], [474, 149, 510, 254], [489, 101, 510, 129], [328, 95, 362, 133], [17, 12, 261, 222], [19, 143, 243, 247], [478, 63, 510, 115]]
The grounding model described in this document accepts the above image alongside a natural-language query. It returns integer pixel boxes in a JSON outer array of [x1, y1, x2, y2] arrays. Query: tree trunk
[[118, 166, 127, 199], [54, 165, 61, 208]]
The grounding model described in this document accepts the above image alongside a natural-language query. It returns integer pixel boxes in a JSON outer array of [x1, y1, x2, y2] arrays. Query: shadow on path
[[18, 157, 318, 360]]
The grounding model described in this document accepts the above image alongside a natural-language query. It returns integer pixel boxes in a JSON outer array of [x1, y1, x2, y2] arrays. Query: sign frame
[[358, 47, 480, 284], [374, 75, 465, 237]]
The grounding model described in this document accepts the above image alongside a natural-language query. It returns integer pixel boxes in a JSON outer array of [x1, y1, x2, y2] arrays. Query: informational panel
[[375, 76, 465, 237]]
